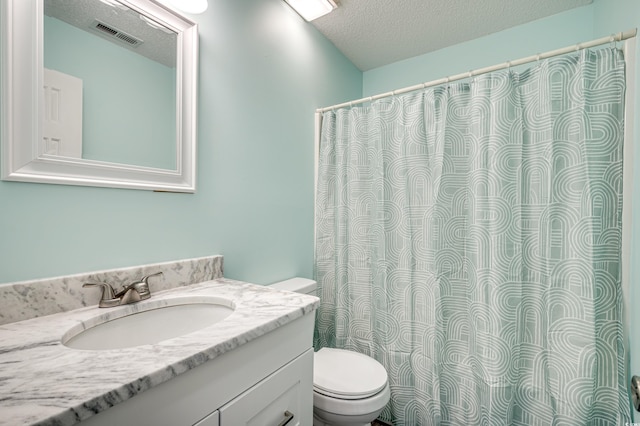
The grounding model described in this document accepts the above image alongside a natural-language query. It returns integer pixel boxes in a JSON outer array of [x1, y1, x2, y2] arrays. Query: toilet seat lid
[[314, 348, 388, 399]]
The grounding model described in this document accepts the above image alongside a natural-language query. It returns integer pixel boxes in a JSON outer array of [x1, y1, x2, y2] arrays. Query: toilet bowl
[[312, 347, 390, 426], [269, 278, 390, 426]]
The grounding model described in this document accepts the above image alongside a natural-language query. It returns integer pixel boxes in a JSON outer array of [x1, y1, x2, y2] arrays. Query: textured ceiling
[[311, 0, 593, 71], [44, 0, 177, 68]]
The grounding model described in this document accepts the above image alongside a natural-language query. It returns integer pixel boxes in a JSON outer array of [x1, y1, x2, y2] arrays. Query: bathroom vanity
[[0, 278, 319, 426]]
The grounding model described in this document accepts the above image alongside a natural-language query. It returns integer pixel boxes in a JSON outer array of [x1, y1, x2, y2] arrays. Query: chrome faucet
[[83, 272, 163, 308]]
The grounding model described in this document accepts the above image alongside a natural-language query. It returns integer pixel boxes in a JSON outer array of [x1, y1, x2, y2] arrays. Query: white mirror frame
[[0, 0, 197, 192]]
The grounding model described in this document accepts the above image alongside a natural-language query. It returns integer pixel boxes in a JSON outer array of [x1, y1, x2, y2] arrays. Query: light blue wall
[[5, 0, 640, 408], [363, 0, 640, 412], [363, 5, 595, 95], [44, 15, 177, 169], [0, 0, 362, 285]]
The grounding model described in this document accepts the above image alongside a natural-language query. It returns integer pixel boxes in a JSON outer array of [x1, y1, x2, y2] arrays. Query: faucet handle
[[136, 271, 163, 299], [83, 282, 120, 308], [117, 271, 163, 300], [141, 271, 163, 284]]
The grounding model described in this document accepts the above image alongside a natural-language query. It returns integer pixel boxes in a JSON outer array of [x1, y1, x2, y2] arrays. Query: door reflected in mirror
[[43, 0, 177, 170]]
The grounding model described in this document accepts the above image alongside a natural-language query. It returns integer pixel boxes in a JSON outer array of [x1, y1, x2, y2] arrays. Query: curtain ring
[[612, 32, 623, 50]]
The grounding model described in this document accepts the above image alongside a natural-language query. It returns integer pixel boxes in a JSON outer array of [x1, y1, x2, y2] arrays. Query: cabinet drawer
[[219, 349, 313, 426], [194, 410, 219, 426]]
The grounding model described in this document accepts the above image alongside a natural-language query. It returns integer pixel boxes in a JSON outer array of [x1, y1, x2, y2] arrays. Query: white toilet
[[270, 278, 390, 426]]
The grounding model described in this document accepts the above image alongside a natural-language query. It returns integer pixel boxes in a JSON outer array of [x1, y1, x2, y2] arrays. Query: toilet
[[270, 278, 390, 426]]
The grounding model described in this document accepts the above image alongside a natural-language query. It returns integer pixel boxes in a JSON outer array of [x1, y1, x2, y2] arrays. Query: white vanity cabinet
[[194, 410, 219, 426], [80, 313, 314, 426], [197, 349, 311, 426]]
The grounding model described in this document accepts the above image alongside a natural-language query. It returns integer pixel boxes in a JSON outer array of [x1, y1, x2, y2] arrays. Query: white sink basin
[[62, 296, 235, 350]]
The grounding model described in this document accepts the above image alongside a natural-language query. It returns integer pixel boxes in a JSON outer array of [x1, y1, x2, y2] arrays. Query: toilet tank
[[269, 277, 317, 296]]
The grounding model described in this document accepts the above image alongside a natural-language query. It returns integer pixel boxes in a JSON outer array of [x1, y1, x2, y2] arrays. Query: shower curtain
[[314, 47, 629, 425]]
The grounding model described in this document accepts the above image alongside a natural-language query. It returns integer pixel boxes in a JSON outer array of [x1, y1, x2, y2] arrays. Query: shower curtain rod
[[316, 28, 637, 113]]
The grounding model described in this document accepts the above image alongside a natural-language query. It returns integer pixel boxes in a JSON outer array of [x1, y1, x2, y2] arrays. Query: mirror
[[1, 0, 197, 192], [43, 0, 178, 170]]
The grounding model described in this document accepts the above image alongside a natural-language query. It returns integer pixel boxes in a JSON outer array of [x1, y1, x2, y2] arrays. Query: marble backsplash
[[0, 255, 223, 325]]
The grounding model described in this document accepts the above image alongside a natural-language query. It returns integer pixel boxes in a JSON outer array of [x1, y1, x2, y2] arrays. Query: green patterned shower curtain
[[314, 48, 629, 425]]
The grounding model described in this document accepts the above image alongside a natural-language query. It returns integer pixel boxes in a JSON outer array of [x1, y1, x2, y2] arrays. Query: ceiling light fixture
[[284, 0, 337, 22], [98, 0, 129, 10], [139, 14, 174, 33], [156, 0, 209, 14]]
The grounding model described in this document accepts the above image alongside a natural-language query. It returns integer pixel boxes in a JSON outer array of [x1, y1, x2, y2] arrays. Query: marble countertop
[[0, 278, 319, 426]]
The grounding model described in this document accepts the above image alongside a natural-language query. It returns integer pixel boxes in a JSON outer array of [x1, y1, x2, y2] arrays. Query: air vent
[[90, 20, 143, 47]]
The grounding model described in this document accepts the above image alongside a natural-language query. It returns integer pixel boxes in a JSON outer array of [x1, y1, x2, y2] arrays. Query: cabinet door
[[219, 349, 313, 426], [194, 410, 219, 426]]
